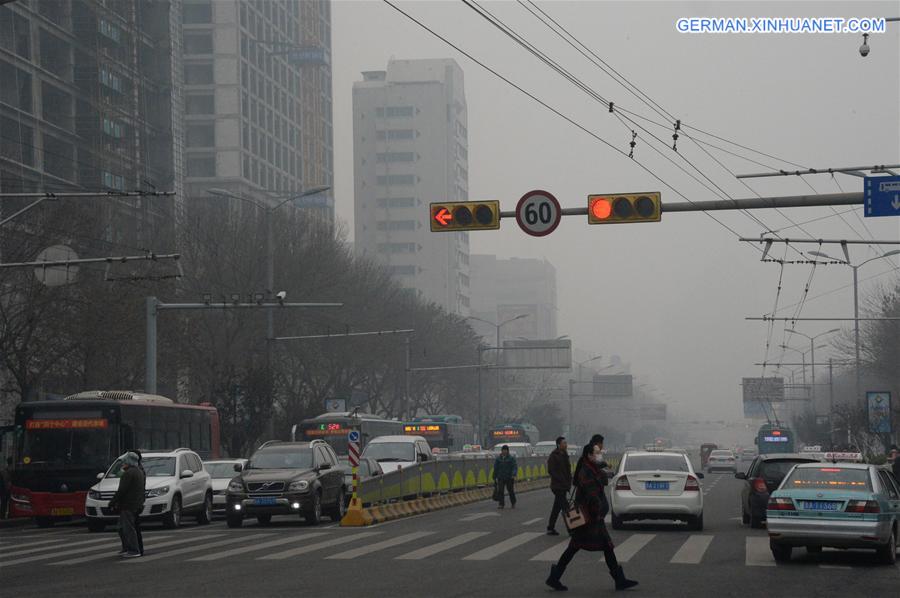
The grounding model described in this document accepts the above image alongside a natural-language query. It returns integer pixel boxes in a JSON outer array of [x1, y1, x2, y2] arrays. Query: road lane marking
[[613, 534, 655, 563], [0, 537, 76, 554], [0, 536, 121, 559], [58, 534, 223, 565], [462, 532, 544, 561], [745, 537, 775, 567], [258, 532, 382, 560], [459, 513, 500, 522], [396, 532, 490, 560], [327, 532, 434, 559], [670, 535, 713, 564], [819, 565, 851, 569], [122, 533, 267, 563], [530, 540, 571, 562], [188, 532, 328, 561], [522, 518, 544, 526], [2, 534, 169, 567]]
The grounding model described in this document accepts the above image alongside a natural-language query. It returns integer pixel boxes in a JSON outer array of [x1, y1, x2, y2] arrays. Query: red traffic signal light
[[588, 192, 661, 224], [430, 201, 500, 232]]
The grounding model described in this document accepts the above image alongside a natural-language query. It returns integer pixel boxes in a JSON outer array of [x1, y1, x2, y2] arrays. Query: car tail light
[[615, 475, 631, 490], [767, 497, 795, 511], [684, 476, 700, 492], [751, 478, 768, 494], [845, 500, 880, 513]]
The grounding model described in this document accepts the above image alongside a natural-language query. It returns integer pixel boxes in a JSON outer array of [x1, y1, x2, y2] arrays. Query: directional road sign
[[515, 190, 561, 237], [348, 430, 360, 443], [864, 175, 900, 217]]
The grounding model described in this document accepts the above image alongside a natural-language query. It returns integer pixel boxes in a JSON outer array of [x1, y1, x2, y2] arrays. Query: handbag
[[563, 488, 588, 532], [492, 480, 502, 502]]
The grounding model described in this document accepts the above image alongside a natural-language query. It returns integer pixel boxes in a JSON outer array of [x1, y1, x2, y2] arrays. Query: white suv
[[85, 448, 213, 531]]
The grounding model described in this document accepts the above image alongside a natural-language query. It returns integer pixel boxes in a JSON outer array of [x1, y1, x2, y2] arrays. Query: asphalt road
[[3, 471, 899, 598]]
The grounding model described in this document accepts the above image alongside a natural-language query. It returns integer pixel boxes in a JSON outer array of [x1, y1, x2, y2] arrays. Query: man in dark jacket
[[493, 446, 518, 509], [890, 445, 900, 481], [546, 436, 571, 535], [109, 452, 145, 558]]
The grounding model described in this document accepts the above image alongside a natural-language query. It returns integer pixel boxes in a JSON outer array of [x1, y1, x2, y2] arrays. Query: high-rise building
[[181, 0, 333, 216], [0, 0, 182, 247], [353, 59, 470, 314], [469, 255, 557, 342]]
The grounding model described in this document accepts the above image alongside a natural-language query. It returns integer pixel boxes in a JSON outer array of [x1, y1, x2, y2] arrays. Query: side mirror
[[97, 472, 105, 480], [734, 472, 747, 480], [696, 472, 705, 479], [181, 469, 194, 479], [318, 463, 331, 471], [233, 463, 243, 473]]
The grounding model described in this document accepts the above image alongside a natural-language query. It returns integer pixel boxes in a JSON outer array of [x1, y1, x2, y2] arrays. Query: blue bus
[[756, 424, 795, 454]]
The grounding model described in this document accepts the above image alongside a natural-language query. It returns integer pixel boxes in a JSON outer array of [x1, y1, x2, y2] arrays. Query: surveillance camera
[[276, 291, 287, 301]]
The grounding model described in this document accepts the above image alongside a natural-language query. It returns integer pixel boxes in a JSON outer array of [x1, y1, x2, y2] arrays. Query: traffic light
[[430, 201, 500, 232], [588, 192, 661, 224]]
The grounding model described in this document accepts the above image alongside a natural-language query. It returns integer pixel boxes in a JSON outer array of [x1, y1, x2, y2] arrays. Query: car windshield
[[624, 455, 690, 472], [362, 442, 415, 462], [248, 449, 313, 470], [758, 460, 815, 480], [534, 445, 555, 456], [20, 426, 113, 468], [106, 456, 175, 478], [784, 467, 871, 491], [205, 462, 242, 478]]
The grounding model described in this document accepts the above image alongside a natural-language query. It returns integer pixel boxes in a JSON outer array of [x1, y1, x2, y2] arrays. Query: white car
[[493, 442, 535, 458], [610, 451, 705, 531], [204, 459, 248, 514], [533, 441, 557, 456], [361, 435, 433, 472], [85, 449, 213, 531], [707, 449, 738, 472]]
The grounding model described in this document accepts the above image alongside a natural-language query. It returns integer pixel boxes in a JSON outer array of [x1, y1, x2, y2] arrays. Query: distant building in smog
[[181, 0, 333, 218], [352, 58, 470, 315], [469, 255, 557, 342]]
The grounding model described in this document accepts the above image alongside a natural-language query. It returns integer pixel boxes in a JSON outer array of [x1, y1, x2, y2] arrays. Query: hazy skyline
[[330, 1, 900, 422]]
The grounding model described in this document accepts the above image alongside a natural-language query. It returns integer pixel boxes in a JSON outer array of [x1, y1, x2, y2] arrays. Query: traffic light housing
[[430, 201, 500, 232], [588, 192, 661, 224]]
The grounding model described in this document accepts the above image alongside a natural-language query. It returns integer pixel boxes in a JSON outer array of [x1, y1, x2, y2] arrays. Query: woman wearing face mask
[[546, 434, 638, 592]]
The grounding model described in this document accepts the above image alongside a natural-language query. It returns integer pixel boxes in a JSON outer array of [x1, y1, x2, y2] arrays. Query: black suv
[[735, 453, 821, 528], [226, 440, 346, 527]]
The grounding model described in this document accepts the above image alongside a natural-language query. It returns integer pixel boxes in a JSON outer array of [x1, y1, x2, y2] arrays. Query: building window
[[0, 7, 31, 60], [183, 32, 213, 54], [184, 63, 214, 85], [186, 154, 216, 177], [102, 116, 124, 138], [186, 94, 215, 114], [377, 242, 417, 254], [183, 1, 213, 24], [98, 19, 122, 43], [375, 129, 414, 141], [186, 123, 215, 147], [459, 273, 470, 287], [389, 265, 416, 276], [377, 220, 416, 231], [376, 152, 415, 163], [377, 174, 415, 186], [99, 66, 124, 92], [0, 115, 34, 166], [0, 61, 32, 112], [101, 170, 125, 190], [375, 197, 416, 208], [385, 106, 414, 118]]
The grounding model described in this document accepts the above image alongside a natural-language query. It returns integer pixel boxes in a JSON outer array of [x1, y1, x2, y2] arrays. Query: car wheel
[[741, 509, 750, 525], [35, 517, 54, 528], [806, 545, 822, 554], [327, 489, 346, 522], [256, 514, 272, 525], [770, 541, 792, 562], [689, 514, 704, 531], [226, 513, 243, 528], [875, 529, 897, 565], [750, 513, 764, 529], [86, 519, 105, 533], [304, 491, 321, 525], [163, 495, 182, 529], [611, 512, 624, 530], [197, 492, 213, 525]]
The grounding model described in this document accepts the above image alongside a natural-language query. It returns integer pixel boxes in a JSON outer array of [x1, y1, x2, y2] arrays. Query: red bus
[[9, 390, 220, 525]]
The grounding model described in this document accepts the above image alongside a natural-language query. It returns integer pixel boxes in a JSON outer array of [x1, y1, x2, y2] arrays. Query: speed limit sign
[[515, 190, 561, 237]]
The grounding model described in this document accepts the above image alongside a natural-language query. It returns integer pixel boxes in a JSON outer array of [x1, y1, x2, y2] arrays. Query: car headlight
[[145, 486, 169, 498], [88, 490, 102, 500], [227, 480, 244, 493], [288, 480, 309, 492]]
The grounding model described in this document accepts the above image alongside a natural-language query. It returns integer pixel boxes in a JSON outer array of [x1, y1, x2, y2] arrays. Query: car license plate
[[801, 500, 839, 511], [645, 481, 669, 491], [253, 497, 277, 506], [50, 507, 74, 516]]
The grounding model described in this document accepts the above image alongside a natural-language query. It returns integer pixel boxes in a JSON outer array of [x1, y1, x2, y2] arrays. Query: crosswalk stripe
[[530, 539, 571, 562], [745, 537, 775, 567], [122, 533, 268, 563], [522, 518, 543, 526], [613, 534, 655, 563], [463, 532, 544, 561], [459, 513, 499, 522], [258, 532, 382, 560], [0, 537, 73, 554], [396, 532, 490, 560], [1, 539, 124, 568], [327, 532, 434, 560], [188, 533, 328, 561], [819, 565, 852, 569], [55, 535, 221, 565], [670, 535, 713, 564], [0, 536, 118, 559]]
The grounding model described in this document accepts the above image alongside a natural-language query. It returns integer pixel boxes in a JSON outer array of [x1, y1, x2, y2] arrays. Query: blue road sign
[[864, 175, 900, 217], [348, 430, 360, 443]]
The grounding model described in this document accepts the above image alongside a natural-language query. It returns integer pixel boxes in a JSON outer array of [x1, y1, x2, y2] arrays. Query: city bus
[[756, 423, 795, 455], [9, 390, 220, 525], [296, 412, 402, 456], [488, 422, 540, 448], [402, 415, 474, 451]]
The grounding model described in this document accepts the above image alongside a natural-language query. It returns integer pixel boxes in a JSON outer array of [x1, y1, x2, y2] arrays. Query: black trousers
[[556, 541, 619, 576], [136, 513, 144, 555], [547, 489, 568, 530], [497, 479, 516, 506]]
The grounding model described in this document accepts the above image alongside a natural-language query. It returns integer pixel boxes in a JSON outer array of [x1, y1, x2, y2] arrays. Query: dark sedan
[[735, 453, 821, 528]]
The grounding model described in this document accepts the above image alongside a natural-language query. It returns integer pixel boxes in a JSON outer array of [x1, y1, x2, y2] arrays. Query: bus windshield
[[20, 427, 113, 468]]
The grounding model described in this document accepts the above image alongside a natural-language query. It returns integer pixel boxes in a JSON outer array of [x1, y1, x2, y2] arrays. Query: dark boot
[[610, 566, 638, 591], [545, 565, 568, 591]]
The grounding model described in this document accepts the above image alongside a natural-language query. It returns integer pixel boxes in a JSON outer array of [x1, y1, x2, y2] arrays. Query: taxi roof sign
[[823, 452, 864, 463]]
